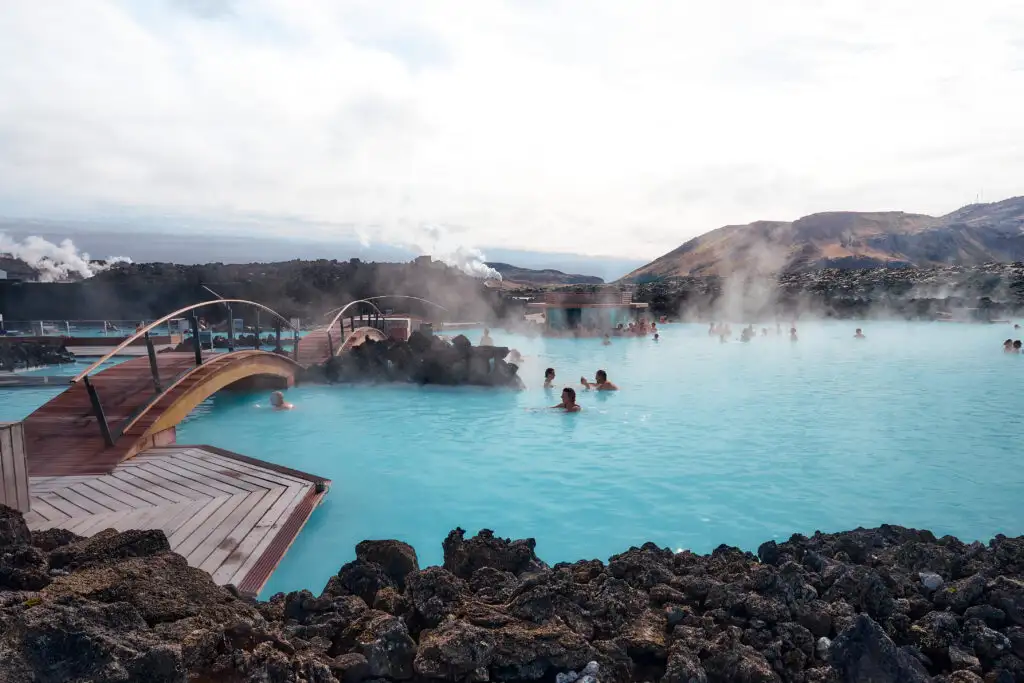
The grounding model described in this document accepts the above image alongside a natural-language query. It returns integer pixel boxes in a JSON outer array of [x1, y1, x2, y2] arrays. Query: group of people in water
[[545, 317, 667, 340], [711, 322, 804, 343], [544, 367, 618, 412]]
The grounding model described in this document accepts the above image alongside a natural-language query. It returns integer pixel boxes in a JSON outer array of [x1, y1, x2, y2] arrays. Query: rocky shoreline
[[633, 263, 1024, 321], [1, 506, 1022, 682], [0, 340, 75, 372]]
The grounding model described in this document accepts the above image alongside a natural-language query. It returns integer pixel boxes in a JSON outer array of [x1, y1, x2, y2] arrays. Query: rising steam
[[412, 224, 503, 281], [0, 234, 132, 282]]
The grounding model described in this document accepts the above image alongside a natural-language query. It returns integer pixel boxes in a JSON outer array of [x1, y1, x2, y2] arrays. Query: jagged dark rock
[[3, 509, 1024, 681], [313, 333, 524, 388], [0, 340, 75, 371], [443, 528, 548, 579]]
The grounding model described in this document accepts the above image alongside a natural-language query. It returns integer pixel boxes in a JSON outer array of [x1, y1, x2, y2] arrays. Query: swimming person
[[1004, 339, 1015, 353], [269, 391, 294, 410], [543, 367, 556, 388], [552, 387, 581, 412], [854, 328, 866, 339], [1015, 340, 1022, 353], [480, 328, 493, 346], [581, 369, 619, 391], [602, 333, 612, 346], [790, 327, 798, 342], [653, 333, 660, 341]]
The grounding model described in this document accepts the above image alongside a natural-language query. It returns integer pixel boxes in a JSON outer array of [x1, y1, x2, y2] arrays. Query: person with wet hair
[[581, 369, 618, 391], [269, 391, 294, 410], [1015, 340, 1022, 353], [552, 387, 581, 412], [543, 367, 556, 388], [854, 328, 866, 339], [1004, 339, 1015, 353]]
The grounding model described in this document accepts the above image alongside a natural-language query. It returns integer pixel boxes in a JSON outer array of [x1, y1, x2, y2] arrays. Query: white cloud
[[0, 0, 1022, 259]]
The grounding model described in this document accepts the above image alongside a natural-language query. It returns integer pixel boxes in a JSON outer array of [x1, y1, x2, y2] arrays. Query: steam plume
[[0, 233, 132, 282], [412, 224, 503, 281]]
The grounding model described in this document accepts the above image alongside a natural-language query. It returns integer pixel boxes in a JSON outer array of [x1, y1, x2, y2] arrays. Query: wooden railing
[[69, 299, 298, 449]]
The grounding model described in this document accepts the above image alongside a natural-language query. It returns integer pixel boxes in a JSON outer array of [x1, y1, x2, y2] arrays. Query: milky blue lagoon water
[[172, 321, 1023, 597], [0, 323, 1018, 597]]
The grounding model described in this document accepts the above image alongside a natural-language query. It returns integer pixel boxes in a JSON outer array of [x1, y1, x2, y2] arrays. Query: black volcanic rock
[[2, 510, 1024, 681]]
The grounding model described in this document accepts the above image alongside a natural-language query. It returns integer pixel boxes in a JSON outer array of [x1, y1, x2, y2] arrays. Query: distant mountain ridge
[[485, 262, 604, 286], [622, 196, 1024, 281]]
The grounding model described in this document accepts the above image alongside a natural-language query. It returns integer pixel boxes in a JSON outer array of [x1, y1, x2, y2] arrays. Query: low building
[[527, 290, 649, 333]]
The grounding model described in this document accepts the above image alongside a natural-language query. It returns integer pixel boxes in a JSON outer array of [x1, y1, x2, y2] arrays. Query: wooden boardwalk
[[294, 320, 346, 367], [23, 351, 300, 477], [23, 445, 328, 596]]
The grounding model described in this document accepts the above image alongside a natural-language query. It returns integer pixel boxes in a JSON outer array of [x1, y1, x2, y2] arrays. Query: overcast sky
[[1, 1, 1022, 260]]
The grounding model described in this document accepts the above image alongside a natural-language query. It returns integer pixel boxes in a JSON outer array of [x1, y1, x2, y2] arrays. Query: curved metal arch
[[323, 299, 388, 333], [322, 295, 450, 320], [71, 299, 298, 384]]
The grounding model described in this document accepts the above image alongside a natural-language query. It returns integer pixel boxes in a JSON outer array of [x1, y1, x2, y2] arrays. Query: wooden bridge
[[6, 297, 436, 592], [21, 299, 395, 476], [294, 309, 389, 366]]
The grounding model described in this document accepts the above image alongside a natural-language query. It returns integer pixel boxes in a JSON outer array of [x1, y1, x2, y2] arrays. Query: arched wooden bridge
[[22, 299, 391, 477], [294, 300, 390, 366]]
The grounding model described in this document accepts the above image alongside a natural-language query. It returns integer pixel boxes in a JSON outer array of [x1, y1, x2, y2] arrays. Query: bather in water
[[543, 367, 556, 388], [581, 369, 618, 391], [269, 391, 294, 411], [552, 387, 581, 412]]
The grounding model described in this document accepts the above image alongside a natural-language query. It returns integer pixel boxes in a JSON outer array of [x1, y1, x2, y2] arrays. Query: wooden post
[[191, 316, 203, 366], [254, 311, 260, 351], [227, 309, 235, 351], [275, 322, 282, 350], [145, 331, 162, 393], [293, 329, 299, 361], [327, 328, 335, 357], [83, 376, 114, 447], [0, 422, 29, 513]]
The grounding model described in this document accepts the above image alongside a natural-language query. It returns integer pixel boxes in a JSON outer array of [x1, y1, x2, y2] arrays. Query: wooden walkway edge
[[23, 444, 329, 596]]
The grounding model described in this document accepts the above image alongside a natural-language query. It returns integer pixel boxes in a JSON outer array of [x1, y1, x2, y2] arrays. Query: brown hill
[[622, 196, 1024, 281]]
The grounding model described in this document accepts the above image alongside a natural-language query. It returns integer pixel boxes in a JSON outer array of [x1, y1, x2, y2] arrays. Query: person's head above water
[[595, 369, 608, 383], [270, 391, 284, 407], [562, 387, 576, 404], [1016, 340, 1022, 350], [544, 367, 555, 380]]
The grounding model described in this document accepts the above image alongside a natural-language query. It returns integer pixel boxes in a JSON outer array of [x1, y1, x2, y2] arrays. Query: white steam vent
[[0, 233, 132, 282], [415, 224, 502, 281]]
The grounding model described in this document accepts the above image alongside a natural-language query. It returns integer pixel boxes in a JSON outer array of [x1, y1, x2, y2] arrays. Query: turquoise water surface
[[167, 321, 1024, 597]]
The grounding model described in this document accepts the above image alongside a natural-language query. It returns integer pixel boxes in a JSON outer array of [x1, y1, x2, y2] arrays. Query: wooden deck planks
[[23, 445, 329, 595]]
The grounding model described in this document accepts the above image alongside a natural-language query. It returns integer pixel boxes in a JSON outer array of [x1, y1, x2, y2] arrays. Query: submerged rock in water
[[3, 506, 1024, 682]]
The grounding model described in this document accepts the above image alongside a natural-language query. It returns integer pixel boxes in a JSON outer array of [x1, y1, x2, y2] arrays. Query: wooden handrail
[[70, 299, 298, 384]]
